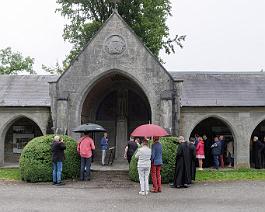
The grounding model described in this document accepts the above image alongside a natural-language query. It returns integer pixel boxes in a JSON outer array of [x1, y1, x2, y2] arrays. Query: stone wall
[[0, 107, 50, 166], [179, 106, 265, 168]]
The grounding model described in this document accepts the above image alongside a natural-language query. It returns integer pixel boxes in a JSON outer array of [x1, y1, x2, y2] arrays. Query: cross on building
[[111, 0, 121, 11]]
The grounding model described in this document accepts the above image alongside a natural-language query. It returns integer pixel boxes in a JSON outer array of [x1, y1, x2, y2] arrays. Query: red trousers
[[151, 163, 161, 191]]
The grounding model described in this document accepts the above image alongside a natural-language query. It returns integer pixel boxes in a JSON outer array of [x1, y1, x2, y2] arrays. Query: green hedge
[[19, 135, 80, 183], [129, 137, 178, 183]]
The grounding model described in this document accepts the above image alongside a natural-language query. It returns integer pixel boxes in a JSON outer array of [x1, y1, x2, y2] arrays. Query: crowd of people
[[51, 132, 265, 193]]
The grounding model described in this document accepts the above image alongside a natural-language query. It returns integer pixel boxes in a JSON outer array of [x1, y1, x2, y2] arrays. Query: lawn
[[0, 168, 20, 181], [0, 167, 265, 182], [196, 168, 265, 182]]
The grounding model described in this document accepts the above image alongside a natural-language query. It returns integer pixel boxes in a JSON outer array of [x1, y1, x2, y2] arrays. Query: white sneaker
[[145, 191, 149, 195], [139, 191, 145, 195], [198, 168, 203, 171]]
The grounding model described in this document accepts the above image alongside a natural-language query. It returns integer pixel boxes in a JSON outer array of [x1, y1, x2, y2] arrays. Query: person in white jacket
[[135, 139, 151, 195]]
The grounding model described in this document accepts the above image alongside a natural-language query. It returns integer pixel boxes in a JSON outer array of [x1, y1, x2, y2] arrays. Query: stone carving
[[104, 35, 126, 55]]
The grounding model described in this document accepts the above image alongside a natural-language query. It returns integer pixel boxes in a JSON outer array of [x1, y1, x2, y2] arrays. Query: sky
[[0, 0, 264, 74]]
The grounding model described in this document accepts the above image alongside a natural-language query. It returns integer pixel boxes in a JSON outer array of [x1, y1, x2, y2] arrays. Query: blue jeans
[[213, 155, 219, 169], [52, 161, 63, 183], [80, 157, 92, 181]]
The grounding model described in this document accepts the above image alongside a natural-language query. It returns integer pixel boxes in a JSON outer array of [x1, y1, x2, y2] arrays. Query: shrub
[[19, 135, 80, 183], [129, 137, 178, 183]]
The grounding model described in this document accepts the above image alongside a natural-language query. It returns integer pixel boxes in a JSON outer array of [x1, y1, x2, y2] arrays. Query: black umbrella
[[72, 123, 106, 133]]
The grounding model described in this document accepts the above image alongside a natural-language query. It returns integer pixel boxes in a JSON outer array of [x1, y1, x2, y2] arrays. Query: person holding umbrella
[[77, 132, 95, 181]]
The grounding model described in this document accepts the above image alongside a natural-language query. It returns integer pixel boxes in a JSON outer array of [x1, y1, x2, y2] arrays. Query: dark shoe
[[52, 182, 57, 185], [158, 188, 162, 192], [176, 185, 182, 189], [56, 182, 65, 186], [183, 184, 189, 188]]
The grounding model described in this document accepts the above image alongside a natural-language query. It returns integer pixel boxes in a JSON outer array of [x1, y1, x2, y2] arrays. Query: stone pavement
[[0, 173, 265, 212]]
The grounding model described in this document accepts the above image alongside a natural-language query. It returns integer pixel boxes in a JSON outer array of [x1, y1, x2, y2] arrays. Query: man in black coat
[[253, 136, 265, 169], [171, 136, 192, 188], [189, 137, 197, 182], [51, 135, 66, 185]]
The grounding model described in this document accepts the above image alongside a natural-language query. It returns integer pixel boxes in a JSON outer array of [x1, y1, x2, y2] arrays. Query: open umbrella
[[72, 123, 106, 133], [131, 123, 169, 137]]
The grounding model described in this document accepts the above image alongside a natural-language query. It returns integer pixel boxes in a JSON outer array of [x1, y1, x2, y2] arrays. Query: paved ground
[[0, 173, 265, 212]]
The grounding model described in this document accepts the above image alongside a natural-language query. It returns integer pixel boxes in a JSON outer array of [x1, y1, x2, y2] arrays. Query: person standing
[[100, 132, 108, 166], [172, 136, 191, 188], [151, 137, 163, 193], [203, 135, 212, 168], [135, 139, 151, 196], [124, 137, 138, 164], [211, 137, 222, 170], [51, 135, 66, 186], [253, 136, 265, 169], [196, 137, 205, 170], [226, 140, 234, 167], [77, 132, 95, 181], [189, 137, 196, 182], [219, 135, 225, 168]]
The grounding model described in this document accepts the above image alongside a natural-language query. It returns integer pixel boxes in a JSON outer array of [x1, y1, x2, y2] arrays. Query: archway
[[81, 73, 151, 162], [4, 116, 43, 164], [250, 120, 265, 168], [190, 117, 235, 168]]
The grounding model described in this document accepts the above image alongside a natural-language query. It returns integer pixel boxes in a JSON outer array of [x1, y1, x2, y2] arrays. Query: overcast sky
[[0, 0, 264, 74]]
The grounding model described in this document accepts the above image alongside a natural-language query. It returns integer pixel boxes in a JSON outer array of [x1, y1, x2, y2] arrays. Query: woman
[[196, 137, 205, 170], [135, 139, 151, 196]]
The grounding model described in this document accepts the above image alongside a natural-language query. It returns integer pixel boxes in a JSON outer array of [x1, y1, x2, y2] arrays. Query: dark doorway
[[190, 117, 234, 168], [4, 117, 43, 163], [81, 73, 151, 162]]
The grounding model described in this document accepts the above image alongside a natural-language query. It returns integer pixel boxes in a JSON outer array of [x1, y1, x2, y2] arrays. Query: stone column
[[160, 99, 173, 135], [115, 89, 128, 160], [56, 99, 68, 135], [173, 80, 183, 136]]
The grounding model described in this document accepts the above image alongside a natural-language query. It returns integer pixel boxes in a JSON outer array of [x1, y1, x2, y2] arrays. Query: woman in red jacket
[[196, 137, 205, 170]]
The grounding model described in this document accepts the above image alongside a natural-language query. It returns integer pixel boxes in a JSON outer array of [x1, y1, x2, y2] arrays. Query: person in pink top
[[196, 137, 205, 170], [77, 132, 95, 181]]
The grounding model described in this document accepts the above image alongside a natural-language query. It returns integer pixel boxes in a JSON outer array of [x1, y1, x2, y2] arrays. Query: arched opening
[[4, 117, 43, 164], [250, 120, 265, 169], [190, 117, 235, 168], [81, 73, 151, 162]]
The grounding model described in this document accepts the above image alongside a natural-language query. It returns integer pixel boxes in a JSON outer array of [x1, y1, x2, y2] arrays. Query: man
[[261, 137, 265, 169], [150, 137, 163, 193], [124, 137, 138, 164], [189, 137, 196, 182], [211, 137, 222, 170], [218, 135, 225, 168], [253, 136, 264, 169], [51, 135, 66, 186], [203, 135, 212, 168], [172, 136, 191, 188], [77, 132, 95, 181], [100, 132, 109, 166]]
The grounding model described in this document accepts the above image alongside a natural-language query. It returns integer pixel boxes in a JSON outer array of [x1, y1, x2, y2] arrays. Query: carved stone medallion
[[104, 35, 126, 55]]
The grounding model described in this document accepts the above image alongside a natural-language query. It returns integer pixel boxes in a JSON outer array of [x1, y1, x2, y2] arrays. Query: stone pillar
[[116, 118, 128, 160], [115, 89, 128, 160], [0, 129, 4, 166], [56, 99, 68, 135], [173, 80, 183, 136], [160, 99, 173, 134]]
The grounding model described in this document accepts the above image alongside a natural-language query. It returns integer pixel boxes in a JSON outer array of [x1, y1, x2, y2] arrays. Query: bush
[[19, 135, 80, 183], [129, 137, 178, 184]]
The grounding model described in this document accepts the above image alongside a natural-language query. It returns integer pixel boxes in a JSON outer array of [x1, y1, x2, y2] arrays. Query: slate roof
[[170, 72, 265, 107], [0, 75, 58, 107]]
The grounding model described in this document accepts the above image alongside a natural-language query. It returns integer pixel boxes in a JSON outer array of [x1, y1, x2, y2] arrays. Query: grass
[[196, 168, 265, 182], [0, 167, 265, 182], [0, 168, 20, 181]]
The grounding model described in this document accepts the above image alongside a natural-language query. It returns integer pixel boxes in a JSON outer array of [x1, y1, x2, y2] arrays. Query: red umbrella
[[131, 124, 169, 137]]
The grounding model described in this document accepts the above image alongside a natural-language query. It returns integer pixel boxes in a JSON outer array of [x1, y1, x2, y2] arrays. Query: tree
[[0, 47, 35, 75], [56, 0, 185, 68]]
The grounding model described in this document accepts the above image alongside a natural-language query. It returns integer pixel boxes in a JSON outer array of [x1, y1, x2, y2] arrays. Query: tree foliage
[[56, 0, 185, 69], [0, 47, 35, 75]]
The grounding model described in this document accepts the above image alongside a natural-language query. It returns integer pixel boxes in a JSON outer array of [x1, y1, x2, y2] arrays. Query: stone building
[[0, 12, 265, 167]]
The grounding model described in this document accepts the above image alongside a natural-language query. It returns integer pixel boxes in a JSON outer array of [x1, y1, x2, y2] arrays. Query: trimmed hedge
[[19, 135, 80, 183], [129, 137, 179, 183]]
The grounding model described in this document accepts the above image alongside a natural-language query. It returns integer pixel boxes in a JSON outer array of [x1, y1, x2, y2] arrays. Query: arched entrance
[[81, 73, 151, 161], [250, 120, 265, 168], [190, 117, 235, 168], [4, 117, 43, 164]]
